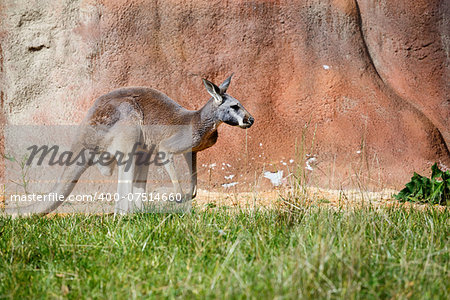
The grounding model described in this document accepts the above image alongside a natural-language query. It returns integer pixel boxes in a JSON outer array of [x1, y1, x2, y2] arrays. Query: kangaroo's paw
[[175, 193, 194, 204]]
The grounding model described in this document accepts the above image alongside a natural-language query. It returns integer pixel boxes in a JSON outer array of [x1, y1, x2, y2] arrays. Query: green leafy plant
[[395, 163, 450, 205]]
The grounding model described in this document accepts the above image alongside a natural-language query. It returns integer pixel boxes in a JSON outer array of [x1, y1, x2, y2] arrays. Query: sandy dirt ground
[[2, 187, 445, 217], [193, 188, 445, 211]]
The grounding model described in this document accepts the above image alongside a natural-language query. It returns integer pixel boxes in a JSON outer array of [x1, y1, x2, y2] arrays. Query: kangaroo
[[6, 74, 254, 216]]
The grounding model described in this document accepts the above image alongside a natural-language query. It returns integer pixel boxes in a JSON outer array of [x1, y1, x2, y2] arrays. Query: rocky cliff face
[[1, 0, 449, 189]]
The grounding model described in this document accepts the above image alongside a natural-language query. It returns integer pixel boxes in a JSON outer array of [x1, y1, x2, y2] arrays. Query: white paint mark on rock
[[305, 157, 317, 171], [222, 182, 238, 188], [263, 170, 284, 186]]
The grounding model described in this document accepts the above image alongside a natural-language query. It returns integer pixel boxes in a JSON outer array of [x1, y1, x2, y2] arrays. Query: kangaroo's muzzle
[[241, 115, 255, 129]]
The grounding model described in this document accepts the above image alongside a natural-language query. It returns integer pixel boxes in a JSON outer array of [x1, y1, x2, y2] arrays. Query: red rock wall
[[1, 0, 449, 189]]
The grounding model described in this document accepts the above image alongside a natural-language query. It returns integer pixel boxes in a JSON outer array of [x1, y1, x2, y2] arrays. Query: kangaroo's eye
[[230, 105, 240, 110]]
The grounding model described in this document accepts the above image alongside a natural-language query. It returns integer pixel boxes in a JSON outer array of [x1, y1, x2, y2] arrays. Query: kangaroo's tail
[[4, 145, 90, 217]]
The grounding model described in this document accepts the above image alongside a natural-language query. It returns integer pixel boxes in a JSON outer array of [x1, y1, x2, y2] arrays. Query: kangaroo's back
[[85, 87, 195, 128]]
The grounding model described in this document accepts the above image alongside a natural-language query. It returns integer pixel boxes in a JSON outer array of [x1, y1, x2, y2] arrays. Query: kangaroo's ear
[[219, 73, 233, 94], [202, 78, 223, 104]]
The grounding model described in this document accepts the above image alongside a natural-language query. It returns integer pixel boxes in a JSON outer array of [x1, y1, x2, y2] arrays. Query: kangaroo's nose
[[241, 115, 254, 129]]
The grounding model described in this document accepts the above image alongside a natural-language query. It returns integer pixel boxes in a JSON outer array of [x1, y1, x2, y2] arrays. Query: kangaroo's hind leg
[[115, 160, 135, 215], [115, 155, 148, 214], [131, 149, 150, 212], [111, 125, 144, 215]]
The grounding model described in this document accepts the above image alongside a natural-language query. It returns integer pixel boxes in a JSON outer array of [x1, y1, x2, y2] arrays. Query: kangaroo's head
[[202, 75, 254, 129]]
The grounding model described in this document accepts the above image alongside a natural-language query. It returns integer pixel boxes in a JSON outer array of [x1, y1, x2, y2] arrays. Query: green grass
[[0, 205, 449, 299]]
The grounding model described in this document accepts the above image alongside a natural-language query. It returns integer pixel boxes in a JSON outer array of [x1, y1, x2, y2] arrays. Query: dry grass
[[193, 187, 445, 211]]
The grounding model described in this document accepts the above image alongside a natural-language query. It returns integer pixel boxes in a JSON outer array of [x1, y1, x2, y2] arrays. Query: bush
[[395, 163, 450, 205]]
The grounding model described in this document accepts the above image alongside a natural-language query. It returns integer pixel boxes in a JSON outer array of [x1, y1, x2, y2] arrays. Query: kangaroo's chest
[[192, 130, 218, 152]]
